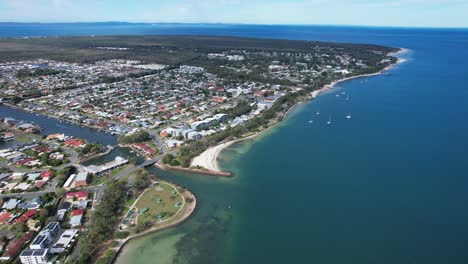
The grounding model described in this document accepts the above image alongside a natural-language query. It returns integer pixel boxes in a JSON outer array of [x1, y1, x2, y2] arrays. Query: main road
[[0, 154, 167, 200]]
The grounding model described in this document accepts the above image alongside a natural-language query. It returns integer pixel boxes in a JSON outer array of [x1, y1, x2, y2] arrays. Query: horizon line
[[0, 21, 467, 30]]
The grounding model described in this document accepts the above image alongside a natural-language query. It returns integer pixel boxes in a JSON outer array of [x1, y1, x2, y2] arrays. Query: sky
[[0, 0, 467, 28]]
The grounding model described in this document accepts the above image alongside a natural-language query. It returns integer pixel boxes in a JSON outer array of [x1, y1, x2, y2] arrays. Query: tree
[[162, 154, 174, 164], [118, 131, 150, 144], [115, 231, 129, 239], [12, 222, 28, 237], [135, 219, 151, 233], [128, 156, 138, 165], [55, 188, 66, 197], [77, 180, 126, 263], [133, 173, 150, 192]]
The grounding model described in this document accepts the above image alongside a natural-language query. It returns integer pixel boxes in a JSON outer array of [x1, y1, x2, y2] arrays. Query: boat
[[346, 113, 352, 119], [346, 95, 350, 101], [308, 120, 313, 123], [327, 115, 332, 125]]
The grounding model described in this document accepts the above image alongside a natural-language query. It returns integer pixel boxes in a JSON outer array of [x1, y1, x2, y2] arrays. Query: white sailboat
[[327, 115, 332, 125], [346, 113, 352, 119]]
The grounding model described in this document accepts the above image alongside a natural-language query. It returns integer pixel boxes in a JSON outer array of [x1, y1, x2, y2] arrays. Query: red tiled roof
[[64, 139, 84, 147], [0, 212, 12, 224], [14, 157, 36, 165], [65, 191, 88, 199], [71, 209, 85, 216], [254, 90, 267, 97], [133, 143, 156, 155], [97, 121, 108, 127], [210, 97, 225, 103], [47, 133, 63, 139], [32, 145, 50, 153], [34, 181, 47, 189], [40, 171, 53, 178], [15, 209, 37, 223], [2, 231, 34, 258]]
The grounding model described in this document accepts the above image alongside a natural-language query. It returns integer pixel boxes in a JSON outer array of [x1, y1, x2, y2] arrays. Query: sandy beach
[[191, 142, 233, 171], [191, 48, 409, 172]]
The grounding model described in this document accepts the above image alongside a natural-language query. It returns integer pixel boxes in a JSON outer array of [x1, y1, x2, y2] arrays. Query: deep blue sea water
[[1, 23, 468, 263]]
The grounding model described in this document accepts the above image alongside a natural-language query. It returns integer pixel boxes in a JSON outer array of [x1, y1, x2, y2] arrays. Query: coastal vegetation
[[73, 180, 127, 264], [79, 142, 105, 157], [15, 68, 64, 78], [117, 130, 150, 144], [0, 35, 398, 64]]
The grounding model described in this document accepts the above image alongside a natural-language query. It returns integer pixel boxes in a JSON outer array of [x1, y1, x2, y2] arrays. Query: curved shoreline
[[190, 48, 409, 173], [111, 183, 197, 264]]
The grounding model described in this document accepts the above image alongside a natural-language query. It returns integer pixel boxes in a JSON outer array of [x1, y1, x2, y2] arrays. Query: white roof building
[[2, 198, 20, 210], [50, 229, 79, 254]]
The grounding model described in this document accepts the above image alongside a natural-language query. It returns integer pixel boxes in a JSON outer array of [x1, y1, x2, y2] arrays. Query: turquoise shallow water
[[1, 24, 468, 263]]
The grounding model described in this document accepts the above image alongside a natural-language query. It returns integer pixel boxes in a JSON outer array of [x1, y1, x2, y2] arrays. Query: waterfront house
[[46, 133, 66, 141], [64, 139, 85, 148]]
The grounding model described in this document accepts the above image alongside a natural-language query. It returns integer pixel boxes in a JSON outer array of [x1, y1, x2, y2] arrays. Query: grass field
[[134, 182, 184, 224]]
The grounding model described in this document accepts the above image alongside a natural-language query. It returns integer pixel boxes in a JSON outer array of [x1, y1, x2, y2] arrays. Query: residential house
[[56, 201, 71, 222], [0, 231, 35, 261], [0, 212, 13, 224], [18, 197, 42, 210], [69, 209, 84, 227], [39, 171, 53, 181], [65, 191, 88, 201], [2, 198, 20, 210], [50, 229, 78, 254], [15, 210, 38, 223], [74, 172, 89, 187]]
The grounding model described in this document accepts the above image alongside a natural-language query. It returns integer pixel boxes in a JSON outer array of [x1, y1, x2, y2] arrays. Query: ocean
[[1, 23, 468, 264]]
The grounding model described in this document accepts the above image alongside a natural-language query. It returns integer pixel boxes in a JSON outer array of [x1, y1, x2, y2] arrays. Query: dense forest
[[0, 35, 398, 64]]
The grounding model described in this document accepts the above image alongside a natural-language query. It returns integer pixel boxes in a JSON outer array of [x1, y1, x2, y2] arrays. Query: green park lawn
[[134, 182, 184, 224]]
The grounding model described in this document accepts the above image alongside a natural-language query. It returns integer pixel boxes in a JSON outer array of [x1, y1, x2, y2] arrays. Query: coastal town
[[0, 35, 399, 263]]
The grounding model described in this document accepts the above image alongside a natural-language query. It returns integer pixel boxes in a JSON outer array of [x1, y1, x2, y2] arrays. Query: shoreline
[[190, 48, 409, 173], [111, 183, 197, 264], [189, 103, 300, 173], [155, 162, 232, 177]]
